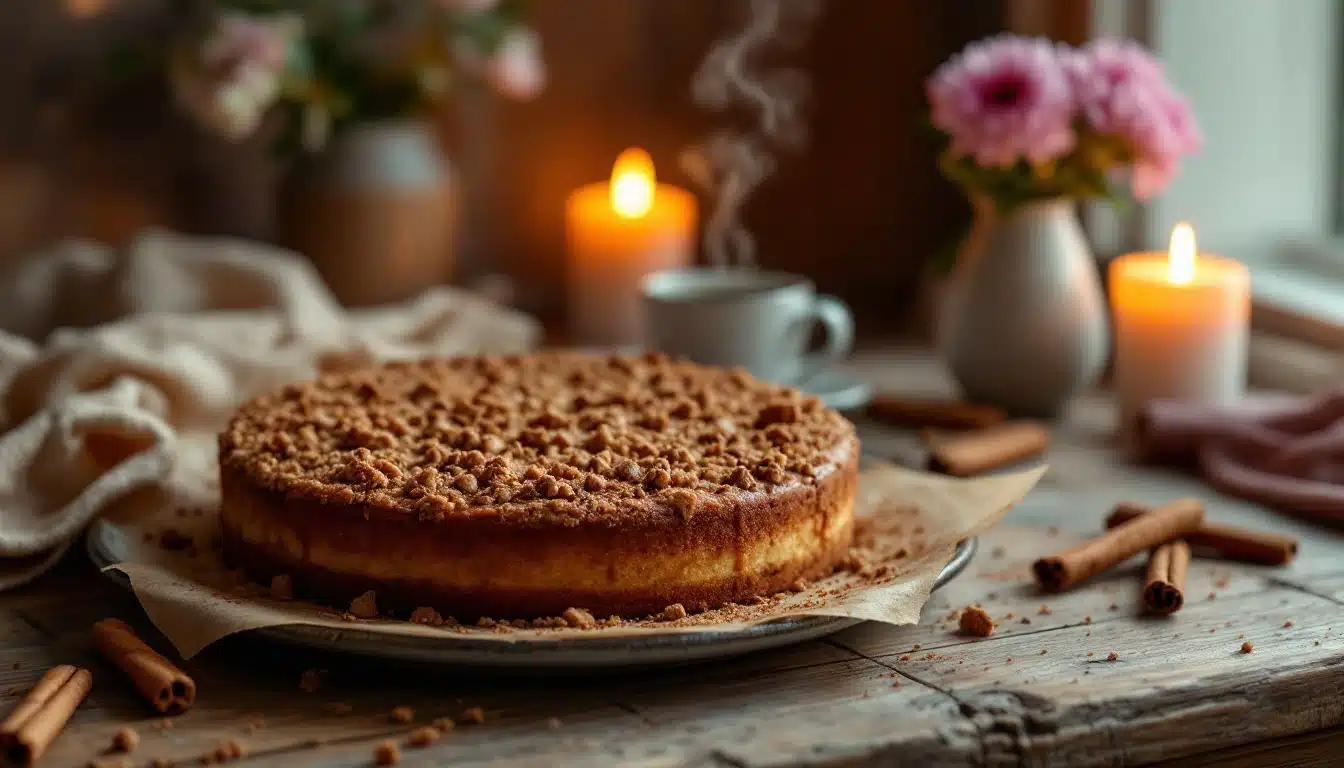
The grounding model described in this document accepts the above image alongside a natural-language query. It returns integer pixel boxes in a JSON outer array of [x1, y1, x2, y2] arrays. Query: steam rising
[[681, 0, 822, 268]]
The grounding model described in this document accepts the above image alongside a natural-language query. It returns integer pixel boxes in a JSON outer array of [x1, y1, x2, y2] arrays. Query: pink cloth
[[1136, 392, 1344, 520]]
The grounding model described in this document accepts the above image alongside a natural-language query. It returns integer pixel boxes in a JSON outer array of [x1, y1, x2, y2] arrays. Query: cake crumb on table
[[1107, 652, 1118, 661], [460, 706, 486, 725], [1241, 642, 1254, 654], [662, 603, 688, 621], [112, 726, 139, 753], [407, 726, 441, 747], [1284, 620, 1294, 628], [958, 605, 994, 637], [409, 606, 444, 625], [562, 607, 597, 629], [374, 740, 402, 766], [349, 590, 379, 618], [432, 716, 457, 731], [389, 706, 415, 724]]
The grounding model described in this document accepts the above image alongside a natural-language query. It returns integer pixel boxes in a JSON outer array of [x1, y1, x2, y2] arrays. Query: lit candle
[[566, 149, 698, 347], [1109, 222, 1251, 434]]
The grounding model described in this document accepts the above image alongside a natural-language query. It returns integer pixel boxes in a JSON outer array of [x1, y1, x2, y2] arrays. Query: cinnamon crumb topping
[[219, 353, 852, 525]]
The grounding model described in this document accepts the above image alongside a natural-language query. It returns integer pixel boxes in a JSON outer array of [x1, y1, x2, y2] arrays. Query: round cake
[[218, 352, 859, 619]]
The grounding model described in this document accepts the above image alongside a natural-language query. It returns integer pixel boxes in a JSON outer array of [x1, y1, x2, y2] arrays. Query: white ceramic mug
[[641, 267, 855, 384]]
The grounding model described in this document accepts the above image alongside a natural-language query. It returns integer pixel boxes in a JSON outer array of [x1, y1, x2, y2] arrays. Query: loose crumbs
[[112, 727, 139, 753], [375, 740, 401, 766], [958, 605, 994, 637], [390, 706, 415, 724], [407, 727, 441, 748]]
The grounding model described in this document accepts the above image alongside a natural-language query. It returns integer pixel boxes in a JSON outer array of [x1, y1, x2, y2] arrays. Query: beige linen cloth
[[0, 230, 541, 591]]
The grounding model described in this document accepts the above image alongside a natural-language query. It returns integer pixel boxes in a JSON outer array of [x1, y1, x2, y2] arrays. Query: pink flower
[[486, 29, 546, 100], [926, 35, 1076, 168], [173, 12, 302, 140], [1065, 39, 1202, 199]]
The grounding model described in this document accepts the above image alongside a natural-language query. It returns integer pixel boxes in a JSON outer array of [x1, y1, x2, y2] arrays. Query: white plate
[[89, 529, 974, 669]]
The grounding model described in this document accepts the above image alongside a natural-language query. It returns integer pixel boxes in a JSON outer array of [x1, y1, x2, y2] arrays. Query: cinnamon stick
[[1033, 498, 1204, 591], [91, 619, 195, 714], [868, 397, 1006, 430], [925, 421, 1049, 476], [1143, 540, 1191, 615], [1107, 502, 1299, 565], [0, 664, 93, 766]]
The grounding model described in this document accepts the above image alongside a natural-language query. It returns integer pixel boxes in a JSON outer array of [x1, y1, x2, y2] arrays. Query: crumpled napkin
[[1136, 391, 1344, 519], [0, 229, 541, 590]]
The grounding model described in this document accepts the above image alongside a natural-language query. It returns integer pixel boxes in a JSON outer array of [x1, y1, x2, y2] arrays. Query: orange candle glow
[[1109, 221, 1250, 434], [566, 149, 698, 347]]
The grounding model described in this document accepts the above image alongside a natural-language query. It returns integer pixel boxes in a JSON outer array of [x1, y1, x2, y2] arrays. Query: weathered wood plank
[[832, 520, 1271, 660], [877, 587, 1344, 766]]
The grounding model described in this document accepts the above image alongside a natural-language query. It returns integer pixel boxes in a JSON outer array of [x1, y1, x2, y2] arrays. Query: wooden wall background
[[0, 0, 1009, 333]]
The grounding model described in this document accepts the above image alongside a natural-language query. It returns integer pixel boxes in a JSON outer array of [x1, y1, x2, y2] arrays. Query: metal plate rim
[[88, 523, 974, 668]]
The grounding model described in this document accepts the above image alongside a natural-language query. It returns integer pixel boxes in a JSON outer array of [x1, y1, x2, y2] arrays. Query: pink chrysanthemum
[[1065, 39, 1202, 199], [927, 35, 1076, 168]]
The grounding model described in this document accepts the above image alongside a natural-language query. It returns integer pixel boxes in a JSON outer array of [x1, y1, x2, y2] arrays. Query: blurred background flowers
[[167, 0, 543, 155]]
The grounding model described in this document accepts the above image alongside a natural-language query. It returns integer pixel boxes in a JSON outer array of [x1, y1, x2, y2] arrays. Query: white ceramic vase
[[935, 198, 1109, 417], [281, 119, 456, 307]]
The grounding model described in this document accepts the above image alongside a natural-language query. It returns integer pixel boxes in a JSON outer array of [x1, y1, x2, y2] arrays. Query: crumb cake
[[218, 352, 859, 619]]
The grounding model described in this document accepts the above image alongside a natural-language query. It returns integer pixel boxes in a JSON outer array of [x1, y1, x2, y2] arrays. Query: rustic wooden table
[[4, 348, 1343, 767]]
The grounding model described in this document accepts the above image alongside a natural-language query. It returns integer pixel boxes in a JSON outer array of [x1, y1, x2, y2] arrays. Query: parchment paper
[[104, 441, 1044, 659]]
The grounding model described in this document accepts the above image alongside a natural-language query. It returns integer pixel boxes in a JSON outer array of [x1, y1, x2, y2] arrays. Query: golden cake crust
[[218, 352, 859, 618]]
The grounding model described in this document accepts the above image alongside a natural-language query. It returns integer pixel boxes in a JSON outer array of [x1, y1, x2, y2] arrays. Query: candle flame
[[610, 148, 655, 219], [1168, 221, 1197, 285]]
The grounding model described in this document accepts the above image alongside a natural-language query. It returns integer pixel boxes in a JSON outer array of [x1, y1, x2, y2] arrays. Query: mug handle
[[799, 295, 855, 382]]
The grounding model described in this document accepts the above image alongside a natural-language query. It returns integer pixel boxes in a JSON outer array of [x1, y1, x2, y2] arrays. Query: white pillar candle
[[566, 149, 697, 348], [1109, 222, 1250, 435]]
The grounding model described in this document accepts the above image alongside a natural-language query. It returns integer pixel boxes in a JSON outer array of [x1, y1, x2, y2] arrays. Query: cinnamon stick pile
[[0, 620, 196, 766], [1033, 499, 1299, 615]]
